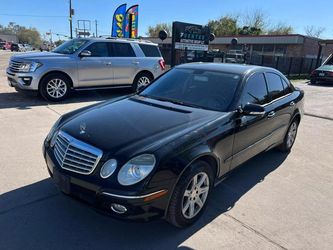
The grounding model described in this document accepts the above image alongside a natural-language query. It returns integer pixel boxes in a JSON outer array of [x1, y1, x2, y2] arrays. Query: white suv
[[7, 38, 166, 101]]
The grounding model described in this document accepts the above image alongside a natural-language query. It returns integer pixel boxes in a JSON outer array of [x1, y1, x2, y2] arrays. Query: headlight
[[117, 154, 156, 186], [46, 117, 61, 144], [18, 62, 42, 72]]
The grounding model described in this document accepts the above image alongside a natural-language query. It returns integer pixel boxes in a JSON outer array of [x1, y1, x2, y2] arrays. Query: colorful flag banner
[[111, 4, 127, 38], [124, 5, 139, 38]]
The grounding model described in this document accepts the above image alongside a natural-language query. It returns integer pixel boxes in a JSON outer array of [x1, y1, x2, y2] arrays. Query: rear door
[[77, 42, 114, 87], [231, 73, 272, 169], [263, 72, 294, 145], [108, 42, 138, 85]]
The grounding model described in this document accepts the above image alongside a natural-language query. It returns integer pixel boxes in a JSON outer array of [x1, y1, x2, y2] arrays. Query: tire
[[166, 160, 214, 228], [277, 118, 299, 152], [39, 73, 71, 102], [132, 72, 153, 92], [310, 78, 317, 85]]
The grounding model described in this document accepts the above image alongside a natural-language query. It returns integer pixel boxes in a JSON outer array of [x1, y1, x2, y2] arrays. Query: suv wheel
[[132, 72, 153, 92], [166, 160, 213, 228], [40, 73, 71, 101], [277, 119, 299, 152]]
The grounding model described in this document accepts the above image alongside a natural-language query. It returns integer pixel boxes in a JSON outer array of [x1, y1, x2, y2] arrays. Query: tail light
[[328, 72, 333, 77], [159, 59, 165, 71]]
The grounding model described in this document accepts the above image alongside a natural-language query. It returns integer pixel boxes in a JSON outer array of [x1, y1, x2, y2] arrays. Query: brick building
[[147, 34, 332, 61]]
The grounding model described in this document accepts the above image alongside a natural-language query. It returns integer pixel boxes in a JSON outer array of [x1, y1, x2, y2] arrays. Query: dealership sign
[[172, 21, 210, 51]]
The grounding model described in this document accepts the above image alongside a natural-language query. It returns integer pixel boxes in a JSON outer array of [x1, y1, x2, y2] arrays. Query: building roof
[[145, 34, 321, 45]]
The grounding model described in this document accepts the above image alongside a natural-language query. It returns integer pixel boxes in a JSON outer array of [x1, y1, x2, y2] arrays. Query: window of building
[[263, 44, 274, 53], [275, 45, 287, 55], [252, 45, 263, 54]]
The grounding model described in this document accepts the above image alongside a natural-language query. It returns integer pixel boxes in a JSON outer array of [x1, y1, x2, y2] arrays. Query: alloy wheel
[[137, 76, 150, 90], [287, 122, 298, 148], [46, 79, 67, 99], [182, 172, 210, 219]]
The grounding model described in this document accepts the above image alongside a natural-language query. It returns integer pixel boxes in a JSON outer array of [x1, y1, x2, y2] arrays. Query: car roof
[[176, 63, 277, 76], [75, 37, 158, 46]]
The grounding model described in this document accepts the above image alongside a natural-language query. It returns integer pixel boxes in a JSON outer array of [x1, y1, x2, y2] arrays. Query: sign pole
[[171, 22, 176, 67]]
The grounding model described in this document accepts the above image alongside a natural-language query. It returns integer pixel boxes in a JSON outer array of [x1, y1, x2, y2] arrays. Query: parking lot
[[0, 51, 332, 250]]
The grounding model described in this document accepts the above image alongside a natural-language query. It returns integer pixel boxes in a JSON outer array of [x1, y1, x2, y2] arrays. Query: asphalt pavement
[[0, 51, 332, 250]]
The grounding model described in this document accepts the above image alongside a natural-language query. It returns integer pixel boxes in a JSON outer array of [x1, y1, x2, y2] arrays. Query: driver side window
[[241, 73, 269, 106]]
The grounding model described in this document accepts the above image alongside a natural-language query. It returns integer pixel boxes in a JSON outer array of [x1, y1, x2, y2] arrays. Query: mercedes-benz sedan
[[43, 63, 304, 228]]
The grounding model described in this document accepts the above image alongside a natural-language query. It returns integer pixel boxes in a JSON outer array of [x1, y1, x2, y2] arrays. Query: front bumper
[[6, 68, 41, 91], [43, 145, 170, 221], [311, 74, 333, 83]]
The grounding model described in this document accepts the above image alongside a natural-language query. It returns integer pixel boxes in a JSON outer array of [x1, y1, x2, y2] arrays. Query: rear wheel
[[277, 119, 299, 152], [310, 78, 317, 85], [39, 73, 71, 101], [132, 72, 153, 92], [166, 160, 213, 228]]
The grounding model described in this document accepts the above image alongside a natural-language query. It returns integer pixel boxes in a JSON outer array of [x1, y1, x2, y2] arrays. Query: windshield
[[140, 68, 241, 112], [53, 39, 88, 54]]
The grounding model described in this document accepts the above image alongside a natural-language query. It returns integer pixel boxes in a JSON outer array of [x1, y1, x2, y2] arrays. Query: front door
[[78, 42, 114, 87], [231, 73, 272, 169]]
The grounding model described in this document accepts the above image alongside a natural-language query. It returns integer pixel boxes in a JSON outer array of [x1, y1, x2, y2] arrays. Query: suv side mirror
[[79, 50, 91, 57], [240, 103, 265, 116]]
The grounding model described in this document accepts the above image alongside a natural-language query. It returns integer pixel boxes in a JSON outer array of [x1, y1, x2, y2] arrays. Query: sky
[[0, 0, 332, 40]]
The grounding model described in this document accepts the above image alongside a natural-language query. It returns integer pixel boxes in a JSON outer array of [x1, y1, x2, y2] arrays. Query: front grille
[[53, 131, 103, 175], [9, 60, 24, 73]]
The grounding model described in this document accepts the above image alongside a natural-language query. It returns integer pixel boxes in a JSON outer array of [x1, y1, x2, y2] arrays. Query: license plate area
[[53, 170, 71, 194], [319, 72, 325, 77]]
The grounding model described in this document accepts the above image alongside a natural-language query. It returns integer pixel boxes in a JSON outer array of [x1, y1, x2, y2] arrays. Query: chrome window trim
[[54, 131, 103, 175], [101, 189, 167, 199]]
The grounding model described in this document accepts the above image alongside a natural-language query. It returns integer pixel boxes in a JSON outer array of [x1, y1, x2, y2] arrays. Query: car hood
[[316, 64, 333, 72], [11, 52, 72, 61], [60, 96, 224, 157]]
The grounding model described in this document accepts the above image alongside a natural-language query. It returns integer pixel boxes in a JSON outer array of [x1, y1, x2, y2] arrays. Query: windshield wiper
[[140, 94, 204, 109]]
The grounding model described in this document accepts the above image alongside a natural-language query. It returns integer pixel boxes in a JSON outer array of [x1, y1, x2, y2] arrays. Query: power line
[[0, 13, 67, 18]]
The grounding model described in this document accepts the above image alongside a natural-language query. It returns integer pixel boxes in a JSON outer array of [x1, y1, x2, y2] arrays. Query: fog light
[[100, 159, 117, 178], [110, 203, 127, 214]]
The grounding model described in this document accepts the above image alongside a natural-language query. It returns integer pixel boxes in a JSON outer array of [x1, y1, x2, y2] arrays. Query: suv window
[[242, 73, 269, 106], [266, 73, 285, 100], [85, 42, 109, 57], [139, 44, 161, 57], [110, 42, 135, 57]]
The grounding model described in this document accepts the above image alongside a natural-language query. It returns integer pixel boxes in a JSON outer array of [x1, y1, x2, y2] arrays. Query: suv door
[[231, 73, 272, 169], [77, 42, 114, 87], [264, 72, 294, 145], [108, 42, 138, 85]]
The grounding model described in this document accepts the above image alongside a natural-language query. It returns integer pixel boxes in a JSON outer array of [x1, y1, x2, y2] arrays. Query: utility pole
[[69, 0, 73, 39], [95, 20, 98, 37]]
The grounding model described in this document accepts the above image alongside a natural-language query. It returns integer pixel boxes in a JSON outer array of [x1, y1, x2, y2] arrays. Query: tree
[[208, 16, 238, 36], [0, 23, 42, 47], [146, 23, 172, 37], [241, 9, 268, 33], [304, 25, 325, 38], [267, 22, 294, 35]]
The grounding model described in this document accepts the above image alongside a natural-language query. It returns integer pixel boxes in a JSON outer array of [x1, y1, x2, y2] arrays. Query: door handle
[[267, 111, 276, 118], [105, 62, 112, 66], [290, 101, 295, 106], [132, 61, 139, 65]]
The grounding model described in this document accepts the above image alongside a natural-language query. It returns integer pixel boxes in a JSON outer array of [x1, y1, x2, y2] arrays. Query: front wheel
[[277, 119, 299, 152], [39, 73, 71, 101], [166, 161, 213, 228]]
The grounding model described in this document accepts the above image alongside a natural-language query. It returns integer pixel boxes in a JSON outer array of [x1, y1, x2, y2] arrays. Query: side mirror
[[240, 103, 265, 116], [79, 50, 91, 57]]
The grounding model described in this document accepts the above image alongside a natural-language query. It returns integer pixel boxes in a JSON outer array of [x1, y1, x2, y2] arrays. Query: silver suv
[[6, 38, 165, 101]]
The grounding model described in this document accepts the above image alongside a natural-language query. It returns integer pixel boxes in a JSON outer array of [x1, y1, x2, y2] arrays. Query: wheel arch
[[133, 70, 154, 84], [38, 70, 74, 90]]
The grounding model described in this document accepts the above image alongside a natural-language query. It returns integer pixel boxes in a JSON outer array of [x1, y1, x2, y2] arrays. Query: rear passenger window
[[242, 73, 269, 106], [139, 44, 161, 57], [281, 77, 292, 94], [85, 42, 109, 57], [266, 73, 285, 100], [110, 42, 135, 57]]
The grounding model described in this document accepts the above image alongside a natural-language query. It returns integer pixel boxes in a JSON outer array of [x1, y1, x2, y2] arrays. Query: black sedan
[[43, 63, 304, 228]]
